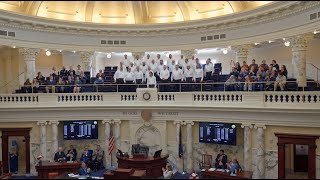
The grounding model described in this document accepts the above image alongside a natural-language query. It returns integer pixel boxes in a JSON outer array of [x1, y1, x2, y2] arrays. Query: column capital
[[113, 119, 121, 124], [173, 120, 183, 125], [37, 121, 48, 126], [80, 51, 94, 60], [254, 124, 266, 130], [289, 34, 314, 50], [49, 121, 59, 125], [241, 123, 253, 129], [132, 52, 145, 59], [102, 119, 112, 124], [231, 44, 253, 58], [185, 121, 194, 126], [20, 48, 40, 61], [181, 49, 195, 59]]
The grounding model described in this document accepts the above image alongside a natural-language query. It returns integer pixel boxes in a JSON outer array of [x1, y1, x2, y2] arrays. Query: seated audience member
[[241, 61, 249, 71], [135, 67, 144, 84], [32, 78, 39, 93], [73, 76, 82, 93], [194, 64, 204, 83], [204, 59, 214, 80], [249, 59, 259, 73], [271, 59, 280, 71], [96, 69, 106, 80], [234, 62, 241, 72], [75, 65, 83, 76], [253, 74, 265, 91], [274, 72, 287, 91], [66, 145, 77, 162], [235, 75, 245, 91], [147, 71, 157, 88], [124, 67, 135, 84], [79, 72, 87, 84], [36, 72, 45, 84], [114, 67, 126, 84], [60, 66, 68, 77], [225, 75, 237, 91], [248, 66, 256, 79], [162, 163, 173, 179], [239, 67, 248, 79], [24, 79, 32, 93], [54, 147, 66, 162], [227, 158, 241, 174], [265, 72, 276, 91], [79, 162, 91, 176], [94, 77, 104, 84], [56, 76, 65, 93], [65, 75, 75, 93], [280, 65, 288, 78], [80, 147, 92, 164], [229, 67, 239, 78], [266, 65, 275, 77], [68, 66, 76, 76], [243, 75, 253, 91], [260, 60, 269, 71], [257, 66, 267, 79], [215, 150, 228, 169], [46, 75, 56, 93], [92, 145, 104, 170], [69, 71, 76, 81]]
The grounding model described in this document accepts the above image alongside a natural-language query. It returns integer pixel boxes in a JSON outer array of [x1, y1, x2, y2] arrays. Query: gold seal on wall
[[141, 110, 152, 122]]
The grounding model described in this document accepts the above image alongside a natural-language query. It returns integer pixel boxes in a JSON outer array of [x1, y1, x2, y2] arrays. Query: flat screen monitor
[[199, 122, 237, 145], [63, 120, 98, 140]]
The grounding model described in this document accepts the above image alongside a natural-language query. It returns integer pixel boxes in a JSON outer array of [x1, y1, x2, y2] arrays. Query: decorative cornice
[[241, 123, 253, 129], [290, 33, 314, 50], [0, 2, 317, 37], [254, 124, 267, 130], [20, 48, 40, 61], [36, 121, 47, 126], [231, 44, 253, 58], [48, 121, 59, 125]]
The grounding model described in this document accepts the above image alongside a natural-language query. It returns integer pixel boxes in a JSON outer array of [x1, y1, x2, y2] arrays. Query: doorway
[[275, 133, 319, 179], [0, 128, 31, 174]]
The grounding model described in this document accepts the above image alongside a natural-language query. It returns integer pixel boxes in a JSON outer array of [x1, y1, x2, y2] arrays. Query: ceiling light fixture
[[46, 51, 51, 56], [59, 50, 62, 52], [268, 40, 272, 43], [284, 41, 290, 47], [12, 46, 16, 48], [254, 43, 259, 45], [107, 53, 112, 59], [314, 30, 318, 34], [222, 49, 228, 54], [73, 51, 76, 53], [45, 49, 48, 52], [282, 38, 286, 41]]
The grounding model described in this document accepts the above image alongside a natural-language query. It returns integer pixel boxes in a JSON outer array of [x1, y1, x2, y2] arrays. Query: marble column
[[241, 124, 253, 171], [254, 124, 266, 179], [37, 121, 48, 160], [21, 48, 40, 81], [102, 119, 111, 168], [80, 51, 94, 71], [289, 34, 313, 87], [114, 119, 121, 165], [231, 44, 253, 63], [49, 121, 59, 159], [185, 121, 194, 172], [3, 50, 12, 93], [173, 121, 183, 172], [181, 49, 195, 60]]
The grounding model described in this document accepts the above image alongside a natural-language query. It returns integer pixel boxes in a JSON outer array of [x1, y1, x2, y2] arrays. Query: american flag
[[108, 124, 115, 156]]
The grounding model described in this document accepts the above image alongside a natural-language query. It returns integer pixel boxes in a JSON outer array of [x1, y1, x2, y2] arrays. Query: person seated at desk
[[215, 150, 228, 169], [227, 157, 242, 174], [91, 145, 104, 170], [66, 145, 77, 162], [162, 163, 173, 179], [54, 147, 66, 162], [79, 162, 91, 176], [80, 147, 92, 164]]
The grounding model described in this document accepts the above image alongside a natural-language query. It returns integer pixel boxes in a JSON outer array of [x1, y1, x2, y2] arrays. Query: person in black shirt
[[66, 145, 77, 161], [54, 147, 66, 162], [68, 66, 76, 76], [215, 150, 228, 169], [280, 65, 288, 78], [271, 60, 279, 71]]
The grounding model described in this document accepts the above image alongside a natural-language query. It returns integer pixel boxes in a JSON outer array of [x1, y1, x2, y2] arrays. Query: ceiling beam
[[24, 1, 42, 16], [85, 1, 95, 22], [227, 1, 245, 13], [131, 1, 144, 24], [140, 1, 148, 24], [177, 2, 190, 21]]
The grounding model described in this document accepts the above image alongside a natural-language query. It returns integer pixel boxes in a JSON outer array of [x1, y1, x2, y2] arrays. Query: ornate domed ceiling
[[0, 1, 272, 24]]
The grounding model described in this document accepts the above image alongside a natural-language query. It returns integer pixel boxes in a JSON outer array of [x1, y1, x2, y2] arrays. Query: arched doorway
[[275, 133, 319, 179]]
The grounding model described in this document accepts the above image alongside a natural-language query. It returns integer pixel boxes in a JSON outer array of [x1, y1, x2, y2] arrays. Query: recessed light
[[314, 30, 318, 34], [282, 38, 286, 41], [284, 41, 290, 47], [254, 43, 259, 45], [46, 51, 51, 56], [268, 40, 272, 43], [73, 51, 76, 53], [45, 49, 48, 52], [12, 46, 16, 48], [59, 50, 62, 52]]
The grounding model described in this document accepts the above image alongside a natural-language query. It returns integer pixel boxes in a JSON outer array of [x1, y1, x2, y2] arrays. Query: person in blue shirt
[[235, 75, 245, 91], [45, 75, 56, 93], [80, 147, 92, 164], [78, 162, 90, 176], [253, 74, 265, 91], [229, 67, 239, 78], [227, 158, 241, 174]]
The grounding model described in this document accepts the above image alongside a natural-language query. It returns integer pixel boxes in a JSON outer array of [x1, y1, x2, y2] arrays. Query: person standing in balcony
[[271, 60, 280, 71], [248, 66, 257, 79], [178, 55, 185, 69], [75, 65, 83, 76], [149, 59, 159, 80], [194, 64, 204, 83], [68, 66, 75, 76], [241, 61, 249, 71], [225, 75, 237, 91], [114, 67, 126, 84], [157, 60, 165, 76], [168, 60, 177, 80], [184, 65, 194, 91], [140, 61, 148, 77], [249, 59, 259, 73], [32, 78, 39, 93], [204, 58, 214, 81], [60, 66, 68, 77], [234, 61, 241, 72], [143, 54, 151, 66], [51, 66, 58, 78], [124, 67, 135, 84], [24, 78, 32, 93], [46, 75, 56, 93], [183, 59, 191, 72], [134, 55, 142, 68], [159, 65, 170, 91], [129, 62, 136, 74], [147, 71, 157, 88], [243, 75, 253, 91], [229, 67, 239, 78], [190, 55, 197, 70], [123, 54, 130, 70], [118, 61, 127, 73], [260, 60, 269, 71], [155, 54, 161, 64], [167, 54, 174, 67], [135, 67, 144, 84], [171, 65, 184, 92], [274, 72, 287, 91], [36, 72, 45, 84], [144, 66, 152, 83]]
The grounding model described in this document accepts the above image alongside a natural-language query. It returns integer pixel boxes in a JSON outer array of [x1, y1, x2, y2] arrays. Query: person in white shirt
[[155, 54, 161, 64], [140, 61, 148, 76], [113, 67, 126, 84], [162, 163, 173, 179], [194, 64, 204, 82], [134, 55, 142, 68], [168, 60, 176, 79], [123, 54, 130, 69], [204, 58, 214, 80], [184, 65, 194, 83], [129, 62, 136, 73], [149, 59, 159, 80], [118, 62, 127, 72], [147, 71, 157, 88], [159, 65, 170, 91], [124, 67, 135, 84], [143, 54, 152, 66], [171, 65, 184, 82], [144, 66, 152, 83], [75, 65, 83, 76], [135, 67, 143, 84], [274, 72, 286, 91], [183, 58, 191, 72], [190, 55, 197, 69], [157, 60, 165, 74], [167, 54, 174, 67], [178, 55, 185, 69]]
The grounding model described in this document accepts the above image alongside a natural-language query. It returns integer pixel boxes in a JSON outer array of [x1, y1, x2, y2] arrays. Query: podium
[[116, 155, 169, 178]]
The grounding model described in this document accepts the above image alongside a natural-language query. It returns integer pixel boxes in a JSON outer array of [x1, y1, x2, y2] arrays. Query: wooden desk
[[117, 155, 169, 178], [35, 161, 82, 179], [202, 170, 253, 179], [104, 168, 146, 179]]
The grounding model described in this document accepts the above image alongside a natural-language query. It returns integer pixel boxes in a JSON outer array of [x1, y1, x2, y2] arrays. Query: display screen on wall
[[199, 122, 237, 145], [63, 120, 98, 140]]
